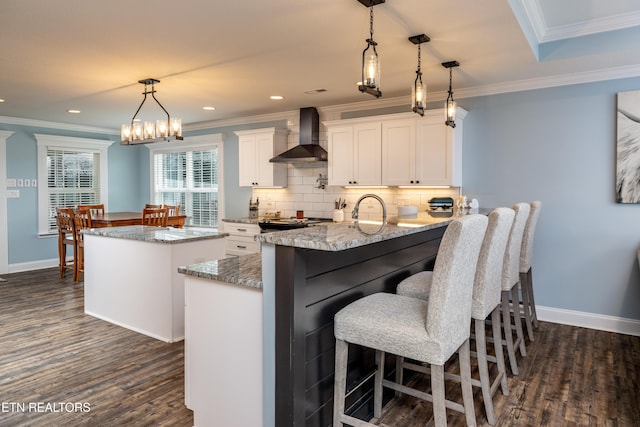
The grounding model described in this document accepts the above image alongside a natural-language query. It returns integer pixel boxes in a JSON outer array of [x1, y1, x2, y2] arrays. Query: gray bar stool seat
[[333, 215, 487, 427], [396, 208, 515, 425]]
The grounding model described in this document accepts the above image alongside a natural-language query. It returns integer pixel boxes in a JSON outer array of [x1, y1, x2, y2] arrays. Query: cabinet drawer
[[225, 238, 261, 254], [223, 222, 260, 235]]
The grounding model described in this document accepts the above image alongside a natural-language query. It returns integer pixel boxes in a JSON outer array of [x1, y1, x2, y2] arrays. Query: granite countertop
[[83, 225, 228, 244], [256, 209, 490, 251], [178, 253, 262, 289], [221, 217, 259, 224]]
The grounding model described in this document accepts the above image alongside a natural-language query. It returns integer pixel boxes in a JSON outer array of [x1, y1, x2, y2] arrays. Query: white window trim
[[36, 134, 113, 236], [147, 133, 225, 226]]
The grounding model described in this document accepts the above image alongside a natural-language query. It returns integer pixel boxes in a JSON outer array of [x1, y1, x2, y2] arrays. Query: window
[[36, 134, 112, 235], [149, 134, 224, 227]]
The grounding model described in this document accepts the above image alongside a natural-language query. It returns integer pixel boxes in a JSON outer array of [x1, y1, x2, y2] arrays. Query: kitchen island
[[83, 225, 227, 342], [176, 210, 484, 427], [257, 211, 481, 427]]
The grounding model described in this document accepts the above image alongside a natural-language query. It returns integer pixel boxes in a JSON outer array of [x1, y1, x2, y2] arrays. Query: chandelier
[[120, 78, 183, 145], [409, 34, 430, 116]]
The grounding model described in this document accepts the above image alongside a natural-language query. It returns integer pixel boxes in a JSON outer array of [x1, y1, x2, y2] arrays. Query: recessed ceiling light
[[304, 89, 328, 94], [203, 106, 216, 111], [270, 95, 284, 100], [0, 98, 5, 103], [67, 109, 81, 114]]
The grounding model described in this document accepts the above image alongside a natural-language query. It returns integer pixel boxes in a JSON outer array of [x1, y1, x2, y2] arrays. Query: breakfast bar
[[83, 225, 227, 342], [178, 211, 485, 427]]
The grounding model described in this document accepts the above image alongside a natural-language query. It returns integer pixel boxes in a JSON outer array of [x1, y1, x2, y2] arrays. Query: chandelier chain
[[369, 3, 374, 40]]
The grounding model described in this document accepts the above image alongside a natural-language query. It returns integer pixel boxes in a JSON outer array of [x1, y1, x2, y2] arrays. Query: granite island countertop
[[178, 253, 262, 289], [256, 209, 490, 251], [83, 225, 228, 244]]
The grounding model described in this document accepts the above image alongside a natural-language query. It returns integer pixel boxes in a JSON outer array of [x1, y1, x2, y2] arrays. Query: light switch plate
[[7, 190, 20, 198], [6, 178, 16, 187]]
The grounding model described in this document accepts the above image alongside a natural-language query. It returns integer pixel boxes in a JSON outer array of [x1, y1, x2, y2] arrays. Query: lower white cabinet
[[184, 275, 263, 427], [223, 222, 261, 256]]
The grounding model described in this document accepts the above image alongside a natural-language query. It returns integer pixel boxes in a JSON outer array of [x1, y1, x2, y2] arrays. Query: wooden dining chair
[[145, 203, 163, 209], [72, 209, 93, 282], [162, 204, 181, 216], [142, 207, 168, 227], [55, 207, 76, 279], [78, 204, 105, 216]]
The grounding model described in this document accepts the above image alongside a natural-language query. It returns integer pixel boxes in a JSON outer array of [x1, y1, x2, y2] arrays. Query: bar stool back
[[519, 201, 542, 338], [501, 202, 529, 375], [333, 215, 487, 427], [395, 208, 514, 425]]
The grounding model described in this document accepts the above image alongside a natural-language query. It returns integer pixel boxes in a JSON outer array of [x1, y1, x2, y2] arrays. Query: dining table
[[91, 211, 187, 228]]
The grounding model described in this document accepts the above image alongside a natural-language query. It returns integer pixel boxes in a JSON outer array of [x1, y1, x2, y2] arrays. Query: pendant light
[[120, 78, 183, 145], [409, 34, 430, 116], [357, 0, 385, 98], [442, 61, 459, 128]]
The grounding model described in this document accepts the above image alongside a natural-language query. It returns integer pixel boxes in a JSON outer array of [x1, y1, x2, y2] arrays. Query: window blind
[[46, 148, 100, 232], [153, 148, 219, 227]]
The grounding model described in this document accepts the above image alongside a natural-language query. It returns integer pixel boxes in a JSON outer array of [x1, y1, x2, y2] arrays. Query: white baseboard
[[9, 258, 58, 273], [84, 310, 184, 343], [537, 305, 640, 337]]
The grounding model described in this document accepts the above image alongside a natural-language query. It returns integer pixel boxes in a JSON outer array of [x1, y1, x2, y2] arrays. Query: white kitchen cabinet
[[327, 109, 466, 187], [222, 222, 261, 256], [381, 118, 416, 185], [326, 121, 381, 186], [236, 128, 288, 187]]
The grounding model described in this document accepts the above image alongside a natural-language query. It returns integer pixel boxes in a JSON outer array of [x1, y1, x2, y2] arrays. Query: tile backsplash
[[252, 164, 461, 221]]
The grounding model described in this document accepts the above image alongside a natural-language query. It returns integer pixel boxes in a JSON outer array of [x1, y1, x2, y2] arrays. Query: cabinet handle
[[410, 180, 414, 184], [237, 228, 247, 232], [416, 180, 420, 184], [237, 245, 247, 249]]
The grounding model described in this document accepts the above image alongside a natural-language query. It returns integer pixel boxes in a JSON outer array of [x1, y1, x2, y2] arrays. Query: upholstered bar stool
[[55, 208, 76, 279], [396, 208, 514, 425], [501, 202, 529, 375], [519, 201, 542, 339], [333, 215, 487, 427]]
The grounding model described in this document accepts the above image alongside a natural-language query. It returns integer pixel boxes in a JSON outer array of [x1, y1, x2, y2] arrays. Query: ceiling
[[1, 0, 639, 133]]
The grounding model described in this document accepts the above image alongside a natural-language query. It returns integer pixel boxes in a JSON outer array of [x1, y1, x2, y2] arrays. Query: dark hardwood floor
[[1, 268, 639, 426]]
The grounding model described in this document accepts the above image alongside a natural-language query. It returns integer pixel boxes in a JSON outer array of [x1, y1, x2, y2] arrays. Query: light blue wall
[[460, 77, 640, 320]]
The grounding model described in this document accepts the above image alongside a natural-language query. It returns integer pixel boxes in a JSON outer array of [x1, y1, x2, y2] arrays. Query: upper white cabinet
[[327, 122, 381, 186], [235, 128, 289, 187], [325, 109, 465, 187]]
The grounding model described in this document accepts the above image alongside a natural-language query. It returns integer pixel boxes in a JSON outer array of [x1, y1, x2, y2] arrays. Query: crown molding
[[541, 9, 640, 43], [186, 110, 299, 131], [0, 115, 118, 135]]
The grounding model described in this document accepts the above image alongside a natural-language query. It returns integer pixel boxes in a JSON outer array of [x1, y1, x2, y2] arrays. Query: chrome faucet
[[352, 193, 387, 224]]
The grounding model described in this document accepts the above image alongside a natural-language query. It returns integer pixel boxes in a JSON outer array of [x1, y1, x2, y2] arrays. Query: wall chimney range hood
[[270, 107, 327, 163]]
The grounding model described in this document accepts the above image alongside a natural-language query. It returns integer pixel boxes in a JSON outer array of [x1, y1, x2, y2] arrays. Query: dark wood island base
[[265, 224, 447, 426]]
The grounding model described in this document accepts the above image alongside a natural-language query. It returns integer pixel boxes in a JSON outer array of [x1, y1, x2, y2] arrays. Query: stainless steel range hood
[[270, 107, 327, 163]]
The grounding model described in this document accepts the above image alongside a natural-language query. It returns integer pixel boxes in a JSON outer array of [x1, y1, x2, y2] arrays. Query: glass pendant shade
[[412, 74, 426, 115], [132, 123, 143, 141], [121, 124, 131, 143], [445, 98, 457, 127], [171, 118, 182, 137], [156, 120, 168, 137], [363, 51, 380, 88], [143, 121, 156, 139]]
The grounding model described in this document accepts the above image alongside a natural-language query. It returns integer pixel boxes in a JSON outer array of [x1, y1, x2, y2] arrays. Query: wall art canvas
[[616, 89, 640, 203]]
